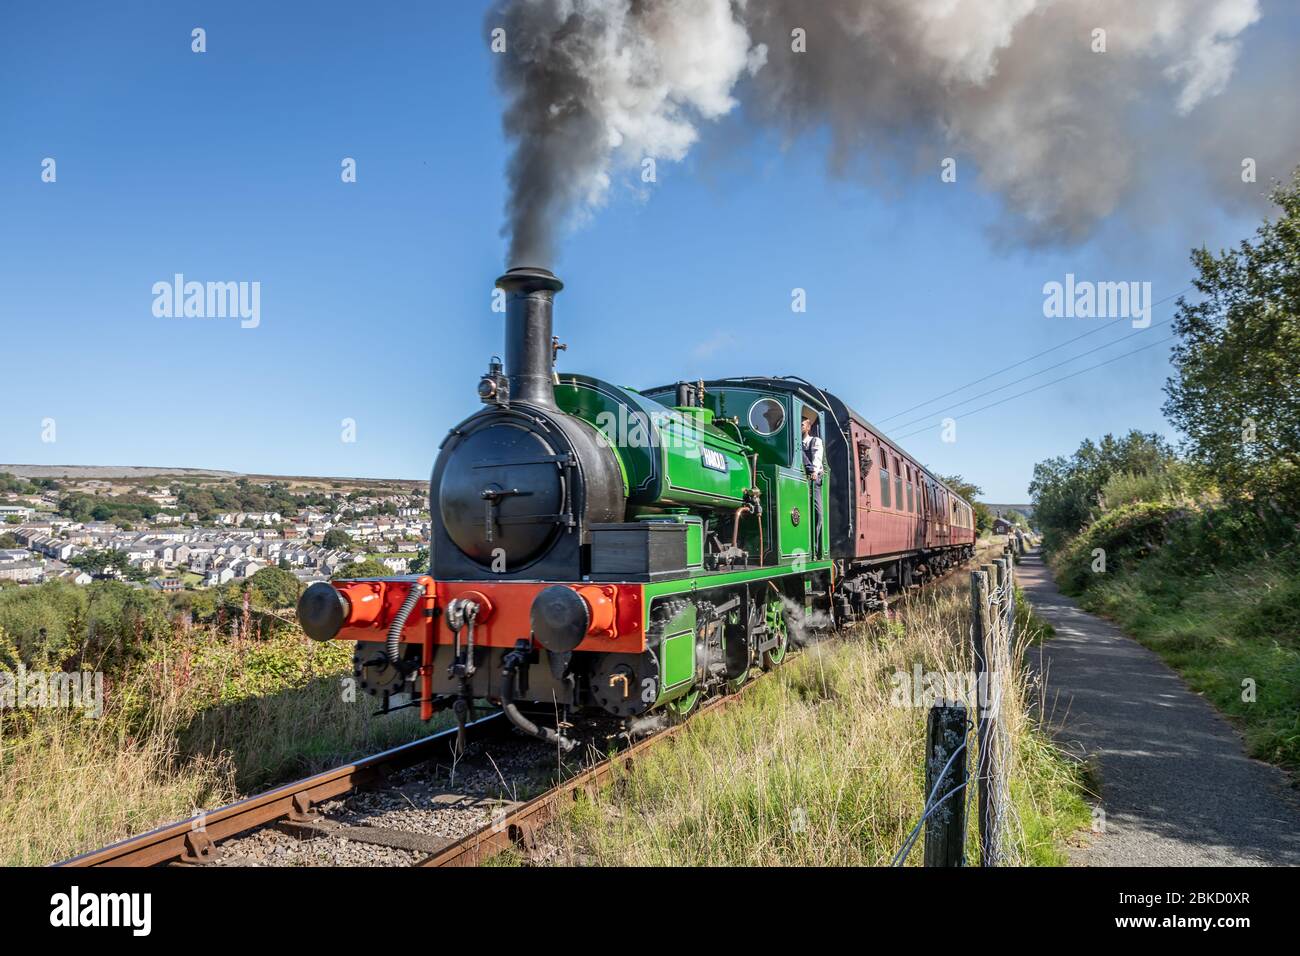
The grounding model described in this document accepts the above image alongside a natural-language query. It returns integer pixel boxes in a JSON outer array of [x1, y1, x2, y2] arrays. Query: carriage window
[[907, 482, 914, 513], [879, 465, 891, 508], [894, 460, 903, 511], [747, 398, 785, 436]]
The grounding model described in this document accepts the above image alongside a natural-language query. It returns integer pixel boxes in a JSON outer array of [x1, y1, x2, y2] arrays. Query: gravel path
[[1019, 547, 1300, 866]]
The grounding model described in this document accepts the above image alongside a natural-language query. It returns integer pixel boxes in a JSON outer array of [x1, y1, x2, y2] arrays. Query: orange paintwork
[[334, 576, 436, 642], [575, 585, 618, 639], [334, 577, 645, 654]]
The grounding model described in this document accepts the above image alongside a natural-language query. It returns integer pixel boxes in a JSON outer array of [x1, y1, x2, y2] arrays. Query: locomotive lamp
[[478, 356, 509, 405]]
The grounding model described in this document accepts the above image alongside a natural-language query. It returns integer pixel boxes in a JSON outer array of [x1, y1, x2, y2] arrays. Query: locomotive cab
[[642, 382, 832, 565]]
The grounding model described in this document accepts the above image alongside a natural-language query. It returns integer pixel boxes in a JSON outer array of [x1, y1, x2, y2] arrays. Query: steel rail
[[55, 713, 508, 867]]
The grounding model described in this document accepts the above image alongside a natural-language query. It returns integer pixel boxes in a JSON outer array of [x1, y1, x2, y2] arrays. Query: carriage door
[[852, 425, 873, 559]]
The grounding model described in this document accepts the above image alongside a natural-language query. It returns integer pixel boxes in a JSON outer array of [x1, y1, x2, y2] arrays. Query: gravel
[[211, 717, 625, 867]]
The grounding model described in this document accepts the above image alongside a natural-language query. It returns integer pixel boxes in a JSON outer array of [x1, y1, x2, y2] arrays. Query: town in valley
[[0, 465, 429, 596]]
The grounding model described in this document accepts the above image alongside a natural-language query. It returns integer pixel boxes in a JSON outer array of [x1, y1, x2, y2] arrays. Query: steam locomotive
[[296, 268, 975, 749]]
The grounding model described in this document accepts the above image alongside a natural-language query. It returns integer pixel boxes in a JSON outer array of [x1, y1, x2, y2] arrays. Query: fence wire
[[894, 551, 1022, 867]]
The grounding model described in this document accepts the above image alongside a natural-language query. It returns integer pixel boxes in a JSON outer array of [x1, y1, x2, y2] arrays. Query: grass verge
[[537, 558, 1089, 866], [0, 626, 438, 866]]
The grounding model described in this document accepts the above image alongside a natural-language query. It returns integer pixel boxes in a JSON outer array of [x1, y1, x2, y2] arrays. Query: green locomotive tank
[[554, 374, 753, 512]]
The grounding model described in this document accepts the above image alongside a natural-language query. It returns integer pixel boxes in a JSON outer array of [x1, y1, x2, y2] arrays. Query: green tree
[[408, 546, 429, 574], [0, 533, 18, 549], [331, 558, 389, 580], [1029, 431, 1179, 548], [0, 473, 38, 494], [1162, 170, 1300, 512], [322, 529, 353, 550], [69, 548, 133, 577], [245, 566, 302, 608]]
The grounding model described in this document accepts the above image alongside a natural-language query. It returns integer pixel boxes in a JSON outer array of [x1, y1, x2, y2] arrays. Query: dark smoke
[[490, 0, 1286, 263], [490, 0, 758, 267], [494, 2, 607, 267]]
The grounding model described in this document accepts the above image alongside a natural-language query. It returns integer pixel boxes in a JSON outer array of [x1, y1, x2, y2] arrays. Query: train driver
[[801, 412, 824, 558]]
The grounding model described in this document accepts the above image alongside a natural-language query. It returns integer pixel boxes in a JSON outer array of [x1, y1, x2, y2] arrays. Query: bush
[[1098, 471, 1173, 511], [1157, 501, 1299, 576], [1233, 572, 1300, 646], [1054, 502, 1185, 594], [0, 580, 177, 675]]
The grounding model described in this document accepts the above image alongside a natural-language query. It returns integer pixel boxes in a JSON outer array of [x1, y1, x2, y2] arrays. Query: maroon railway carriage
[[694, 377, 975, 619]]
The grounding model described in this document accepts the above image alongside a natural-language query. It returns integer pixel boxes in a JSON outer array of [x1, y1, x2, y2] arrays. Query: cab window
[[748, 398, 785, 436]]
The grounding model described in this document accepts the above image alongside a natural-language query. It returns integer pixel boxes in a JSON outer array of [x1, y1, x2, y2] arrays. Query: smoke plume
[[491, 0, 1283, 264], [492, 0, 760, 266]]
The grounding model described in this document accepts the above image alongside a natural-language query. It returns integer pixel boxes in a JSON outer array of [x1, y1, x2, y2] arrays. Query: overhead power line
[[885, 315, 1176, 434], [890, 334, 1177, 443], [875, 284, 1193, 424]]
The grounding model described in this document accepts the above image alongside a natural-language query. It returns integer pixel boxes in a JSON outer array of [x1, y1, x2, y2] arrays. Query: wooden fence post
[[924, 702, 968, 867], [970, 570, 988, 678], [993, 558, 1007, 634], [1005, 554, 1016, 644], [970, 568, 1004, 865]]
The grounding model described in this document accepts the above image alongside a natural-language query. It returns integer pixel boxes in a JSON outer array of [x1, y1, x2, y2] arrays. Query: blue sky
[[0, 1, 1291, 500]]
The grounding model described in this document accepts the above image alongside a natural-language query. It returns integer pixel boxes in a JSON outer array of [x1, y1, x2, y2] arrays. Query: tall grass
[[0, 623, 435, 866], [544, 552, 1089, 866]]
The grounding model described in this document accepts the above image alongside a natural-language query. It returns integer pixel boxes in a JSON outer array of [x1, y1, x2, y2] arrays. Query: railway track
[[57, 713, 512, 867], [57, 550, 991, 869], [55, 685, 751, 869]]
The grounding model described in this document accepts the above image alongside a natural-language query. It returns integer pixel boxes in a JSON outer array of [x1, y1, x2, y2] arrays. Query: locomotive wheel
[[761, 598, 789, 669]]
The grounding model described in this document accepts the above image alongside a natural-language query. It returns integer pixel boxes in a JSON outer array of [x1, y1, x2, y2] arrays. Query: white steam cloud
[[491, 0, 1274, 264]]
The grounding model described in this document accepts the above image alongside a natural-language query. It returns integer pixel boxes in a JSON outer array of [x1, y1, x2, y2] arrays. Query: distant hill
[[1, 464, 237, 479], [0, 464, 426, 488]]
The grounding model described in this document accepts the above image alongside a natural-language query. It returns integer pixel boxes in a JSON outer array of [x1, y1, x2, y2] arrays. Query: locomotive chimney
[[495, 266, 563, 409]]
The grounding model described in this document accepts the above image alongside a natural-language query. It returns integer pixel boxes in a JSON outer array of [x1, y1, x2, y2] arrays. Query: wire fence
[[893, 538, 1022, 866]]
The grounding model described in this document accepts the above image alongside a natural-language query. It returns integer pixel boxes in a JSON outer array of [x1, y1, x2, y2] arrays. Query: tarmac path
[[1018, 547, 1300, 866]]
